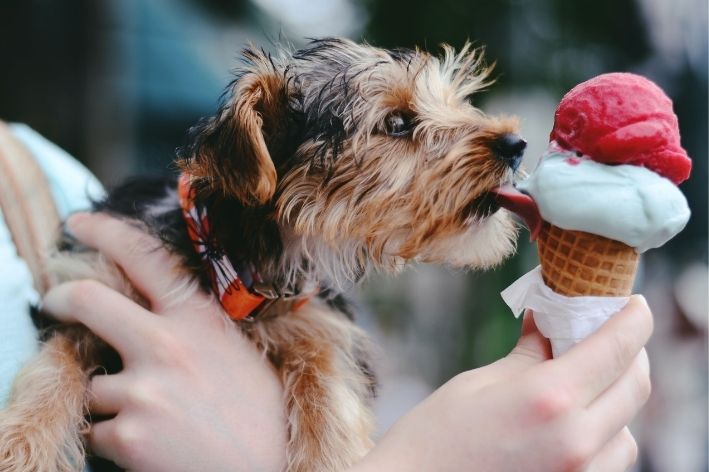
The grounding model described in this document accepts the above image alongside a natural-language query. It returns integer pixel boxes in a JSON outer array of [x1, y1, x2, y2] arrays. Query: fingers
[[67, 212, 183, 309], [586, 349, 651, 445], [89, 374, 128, 416], [505, 310, 553, 369], [554, 295, 653, 405], [585, 427, 639, 472], [520, 309, 539, 337], [87, 419, 129, 468], [43, 279, 157, 362]]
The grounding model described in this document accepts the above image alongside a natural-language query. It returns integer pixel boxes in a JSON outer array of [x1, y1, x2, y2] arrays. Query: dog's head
[[180, 38, 524, 286]]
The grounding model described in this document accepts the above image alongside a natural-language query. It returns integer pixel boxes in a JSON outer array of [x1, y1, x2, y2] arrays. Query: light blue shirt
[[0, 124, 104, 407]]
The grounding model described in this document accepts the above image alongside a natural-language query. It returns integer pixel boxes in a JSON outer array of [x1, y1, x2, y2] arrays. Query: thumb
[[507, 310, 552, 365]]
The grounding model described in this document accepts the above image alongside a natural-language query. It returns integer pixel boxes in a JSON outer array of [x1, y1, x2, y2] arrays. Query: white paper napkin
[[501, 266, 629, 357]]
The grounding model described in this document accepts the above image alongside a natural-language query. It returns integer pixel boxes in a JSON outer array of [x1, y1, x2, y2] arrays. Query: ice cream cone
[[537, 222, 639, 297], [498, 73, 691, 357]]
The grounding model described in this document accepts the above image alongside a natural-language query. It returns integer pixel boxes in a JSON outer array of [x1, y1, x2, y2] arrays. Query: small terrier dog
[[0, 38, 525, 471]]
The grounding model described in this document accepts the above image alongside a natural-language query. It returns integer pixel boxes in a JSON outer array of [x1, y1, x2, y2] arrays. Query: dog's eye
[[384, 111, 413, 137]]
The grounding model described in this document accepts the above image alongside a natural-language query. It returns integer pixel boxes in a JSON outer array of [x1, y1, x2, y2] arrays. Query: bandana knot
[[177, 174, 309, 320]]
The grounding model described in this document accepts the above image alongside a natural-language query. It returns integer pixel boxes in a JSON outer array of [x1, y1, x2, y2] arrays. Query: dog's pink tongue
[[492, 184, 543, 240]]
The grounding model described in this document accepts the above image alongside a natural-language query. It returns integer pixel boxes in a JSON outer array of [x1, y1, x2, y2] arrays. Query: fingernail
[[66, 212, 90, 233], [629, 294, 648, 308]]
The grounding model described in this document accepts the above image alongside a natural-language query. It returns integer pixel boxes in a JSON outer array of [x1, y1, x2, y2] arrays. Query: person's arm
[[44, 213, 651, 472], [351, 296, 650, 472]]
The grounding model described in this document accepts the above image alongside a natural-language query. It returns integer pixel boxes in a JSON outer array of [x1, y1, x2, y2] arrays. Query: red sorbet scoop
[[551, 72, 691, 184]]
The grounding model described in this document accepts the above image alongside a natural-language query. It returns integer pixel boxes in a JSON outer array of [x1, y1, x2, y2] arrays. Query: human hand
[[353, 297, 652, 472], [43, 213, 287, 472]]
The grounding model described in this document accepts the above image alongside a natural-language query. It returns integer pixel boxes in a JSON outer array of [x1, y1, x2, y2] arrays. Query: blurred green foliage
[[362, 0, 651, 89]]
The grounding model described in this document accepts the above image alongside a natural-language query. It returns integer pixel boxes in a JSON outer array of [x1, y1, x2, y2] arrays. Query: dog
[[0, 37, 525, 471]]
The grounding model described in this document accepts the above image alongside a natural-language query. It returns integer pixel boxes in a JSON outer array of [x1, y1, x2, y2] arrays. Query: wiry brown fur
[[0, 38, 524, 472], [182, 49, 288, 205], [0, 333, 93, 472], [250, 304, 375, 471], [0, 253, 123, 472]]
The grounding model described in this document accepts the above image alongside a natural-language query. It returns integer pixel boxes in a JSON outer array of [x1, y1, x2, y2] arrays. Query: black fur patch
[[92, 175, 210, 289], [293, 39, 374, 169]]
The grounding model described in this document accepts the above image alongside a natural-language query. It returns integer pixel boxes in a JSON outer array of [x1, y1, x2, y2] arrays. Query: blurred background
[[0, 0, 706, 470]]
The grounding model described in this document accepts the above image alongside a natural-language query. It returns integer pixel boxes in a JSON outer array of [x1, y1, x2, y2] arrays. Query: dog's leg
[[252, 302, 375, 472], [0, 328, 101, 472]]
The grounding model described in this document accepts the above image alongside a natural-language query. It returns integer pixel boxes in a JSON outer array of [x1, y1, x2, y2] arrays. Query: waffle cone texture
[[537, 223, 639, 297]]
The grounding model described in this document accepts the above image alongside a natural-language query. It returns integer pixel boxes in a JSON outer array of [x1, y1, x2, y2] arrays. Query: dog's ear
[[180, 48, 287, 205]]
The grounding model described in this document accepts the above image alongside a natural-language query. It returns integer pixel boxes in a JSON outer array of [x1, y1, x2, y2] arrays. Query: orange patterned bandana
[[177, 173, 269, 320]]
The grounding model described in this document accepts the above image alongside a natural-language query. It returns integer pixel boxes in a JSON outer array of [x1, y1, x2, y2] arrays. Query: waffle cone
[[537, 222, 639, 297]]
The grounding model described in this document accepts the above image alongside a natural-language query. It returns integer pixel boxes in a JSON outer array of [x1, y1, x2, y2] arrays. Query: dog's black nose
[[494, 133, 527, 169]]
